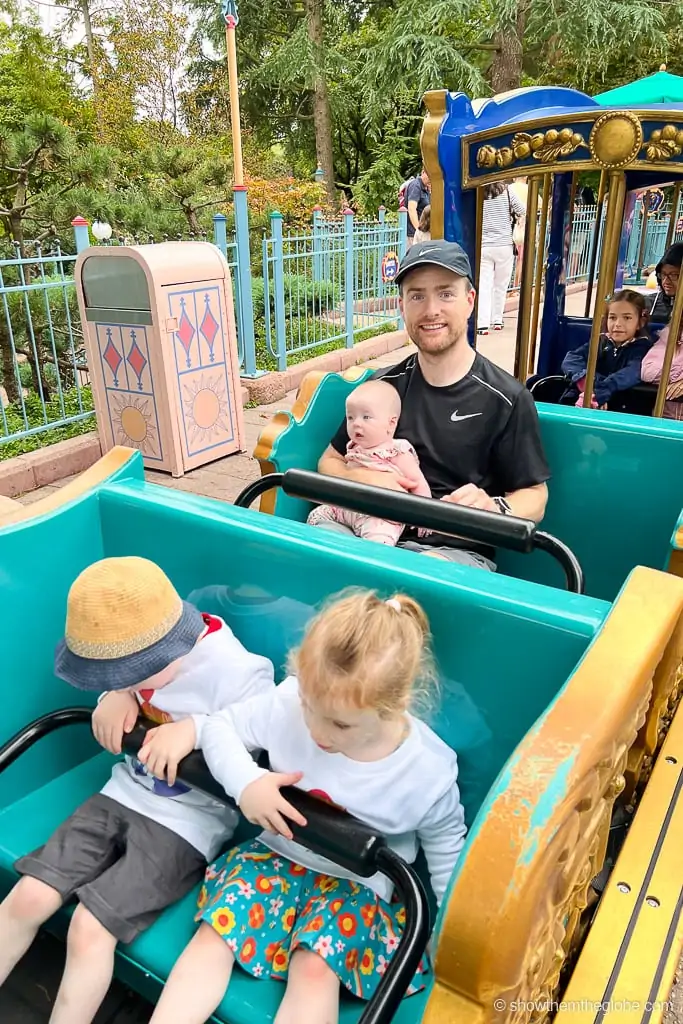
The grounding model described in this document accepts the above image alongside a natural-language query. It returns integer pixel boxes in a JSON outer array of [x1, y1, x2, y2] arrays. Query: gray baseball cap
[[395, 240, 473, 286]]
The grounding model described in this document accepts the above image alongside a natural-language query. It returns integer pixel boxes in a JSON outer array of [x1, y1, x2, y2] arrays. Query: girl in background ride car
[[560, 289, 652, 409]]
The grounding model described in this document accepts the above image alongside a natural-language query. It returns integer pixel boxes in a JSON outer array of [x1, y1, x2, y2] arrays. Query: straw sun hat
[[54, 557, 205, 692]]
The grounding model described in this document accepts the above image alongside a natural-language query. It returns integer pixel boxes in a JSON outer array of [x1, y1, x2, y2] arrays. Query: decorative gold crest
[[589, 111, 643, 169], [641, 124, 683, 161], [476, 127, 586, 170]]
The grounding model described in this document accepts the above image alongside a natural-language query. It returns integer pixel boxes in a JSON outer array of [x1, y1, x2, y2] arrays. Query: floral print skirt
[[195, 839, 429, 1001]]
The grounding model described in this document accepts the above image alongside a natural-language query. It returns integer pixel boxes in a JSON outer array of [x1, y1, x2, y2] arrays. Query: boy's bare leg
[[150, 923, 235, 1024], [0, 877, 63, 985], [50, 905, 117, 1024], [275, 949, 339, 1024]]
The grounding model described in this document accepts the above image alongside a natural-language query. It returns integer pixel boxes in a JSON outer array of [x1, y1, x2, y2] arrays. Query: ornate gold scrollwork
[[476, 128, 587, 170], [422, 568, 683, 1024], [495, 708, 647, 1024], [641, 124, 683, 161], [624, 611, 683, 803]]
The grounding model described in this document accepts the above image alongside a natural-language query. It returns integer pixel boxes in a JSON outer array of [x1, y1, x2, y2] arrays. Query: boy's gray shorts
[[14, 794, 206, 945]]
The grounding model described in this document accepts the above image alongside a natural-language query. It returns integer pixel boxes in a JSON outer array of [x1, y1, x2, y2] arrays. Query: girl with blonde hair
[[151, 589, 467, 1024]]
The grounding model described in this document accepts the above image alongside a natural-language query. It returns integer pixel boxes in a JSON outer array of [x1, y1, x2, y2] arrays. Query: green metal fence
[[0, 242, 93, 451]]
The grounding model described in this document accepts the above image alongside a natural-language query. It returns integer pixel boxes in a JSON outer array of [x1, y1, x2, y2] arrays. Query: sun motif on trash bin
[[182, 373, 230, 447], [110, 393, 159, 456]]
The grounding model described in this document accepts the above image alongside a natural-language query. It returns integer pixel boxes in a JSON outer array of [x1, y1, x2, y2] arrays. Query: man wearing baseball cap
[[315, 239, 550, 570]]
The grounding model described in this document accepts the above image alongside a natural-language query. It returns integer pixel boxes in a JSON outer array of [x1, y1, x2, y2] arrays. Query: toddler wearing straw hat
[[0, 556, 276, 1024]]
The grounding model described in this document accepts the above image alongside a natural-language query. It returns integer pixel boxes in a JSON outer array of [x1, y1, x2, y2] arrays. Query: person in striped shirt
[[477, 181, 526, 336]]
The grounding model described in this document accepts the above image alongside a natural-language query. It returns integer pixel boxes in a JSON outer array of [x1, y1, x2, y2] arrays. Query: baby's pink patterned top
[[345, 438, 419, 474]]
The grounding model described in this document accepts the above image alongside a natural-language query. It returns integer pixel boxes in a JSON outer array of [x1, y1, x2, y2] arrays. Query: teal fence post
[[377, 205, 386, 300], [233, 185, 261, 377], [71, 217, 90, 253], [398, 208, 408, 258], [271, 212, 287, 372], [312, 206, 323, 283], [397, 208, 408, 331], [213, 213, 228, 256], [344, 208, 354, 348]]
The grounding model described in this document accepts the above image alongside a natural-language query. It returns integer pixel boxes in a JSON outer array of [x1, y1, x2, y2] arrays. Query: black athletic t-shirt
[[330, 352, 551, 552]]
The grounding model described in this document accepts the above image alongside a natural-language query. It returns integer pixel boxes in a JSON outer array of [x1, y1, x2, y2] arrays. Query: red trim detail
[[71, 216, 89, 226], [201, 613, 222, 637], [233, 185, 247, 192], [135, 614, 219, 702], [309, 789, 347, 812]]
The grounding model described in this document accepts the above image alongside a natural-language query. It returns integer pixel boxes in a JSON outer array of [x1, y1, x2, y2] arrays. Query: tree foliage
[[3, 0, 683, 238]]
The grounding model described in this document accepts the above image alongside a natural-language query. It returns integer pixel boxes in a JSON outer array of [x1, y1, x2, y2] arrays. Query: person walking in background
[[510, 177, 532, 288], [414, 204, 431, 243], [477, 181, 526, 336], [404, 168, 431, 246]]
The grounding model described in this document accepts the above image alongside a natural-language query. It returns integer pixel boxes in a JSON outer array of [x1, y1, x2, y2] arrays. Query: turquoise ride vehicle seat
[[252, 369, 683, 602], [3, 447, 682, 1024]]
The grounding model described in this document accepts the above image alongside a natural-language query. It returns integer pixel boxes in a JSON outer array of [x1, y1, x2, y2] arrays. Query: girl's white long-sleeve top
[[201, 676, 467, 906]]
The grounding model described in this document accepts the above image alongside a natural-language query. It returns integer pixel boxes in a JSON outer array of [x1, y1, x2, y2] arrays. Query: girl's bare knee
[[192, 922, 234, 960], [289, 948, 338, 986], [6, 876, 62, 924]]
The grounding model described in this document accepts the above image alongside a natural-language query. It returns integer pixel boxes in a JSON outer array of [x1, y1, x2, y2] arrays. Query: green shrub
[[252, 314, 397, 372], [250, 276, 341, 319], [0, 385, 95, 461]]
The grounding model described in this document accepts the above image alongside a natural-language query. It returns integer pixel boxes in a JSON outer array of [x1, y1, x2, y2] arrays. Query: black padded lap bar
[[234, 469, 585, 592], [283, 469, 537, 551], [0, 707, 92, 774], [237, 469, 536, 551], [121, 719, 386, 878]]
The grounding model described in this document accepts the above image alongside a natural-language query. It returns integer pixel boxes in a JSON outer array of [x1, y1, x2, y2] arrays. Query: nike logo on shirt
[[450, 411, 483, 422]]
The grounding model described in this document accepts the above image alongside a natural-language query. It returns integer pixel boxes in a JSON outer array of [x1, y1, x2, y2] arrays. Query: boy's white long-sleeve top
[[201, 676, 467, 905], [101, 614, 275, 860]]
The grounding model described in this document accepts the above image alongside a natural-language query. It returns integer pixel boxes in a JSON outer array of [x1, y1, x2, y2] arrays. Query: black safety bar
[[0, 707, 92, 773], [235, 469, 585, 594], [0, 710, 430, 1024]]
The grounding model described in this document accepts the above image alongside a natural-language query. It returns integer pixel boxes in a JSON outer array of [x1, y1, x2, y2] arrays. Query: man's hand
[[318, 449, 412, 493], [137, 719, 197, 786], [442, 484, 498, 513], [92, 690, 139, 754], [240, 772, 308, 840], [348, 469, 413, 493]]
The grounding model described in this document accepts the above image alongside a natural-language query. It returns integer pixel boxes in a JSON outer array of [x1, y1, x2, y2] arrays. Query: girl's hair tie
[[385, 598, 401, 612]]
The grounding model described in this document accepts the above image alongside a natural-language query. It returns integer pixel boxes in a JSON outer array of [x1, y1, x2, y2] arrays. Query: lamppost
[[220, 0, 259, 376], [92, 219, 113, 244], [314, 165, 324, 185], [222, 0, 243, 186]]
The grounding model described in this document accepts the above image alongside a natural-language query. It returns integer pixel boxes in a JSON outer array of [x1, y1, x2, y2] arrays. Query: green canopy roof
[[594, 70, 683, 106]]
